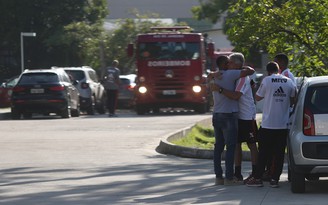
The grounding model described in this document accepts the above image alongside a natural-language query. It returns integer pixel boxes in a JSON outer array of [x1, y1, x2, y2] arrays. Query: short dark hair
[[274, 53, 289, 66], [216, 55, 229, 68], [266, 61, 279, 73]]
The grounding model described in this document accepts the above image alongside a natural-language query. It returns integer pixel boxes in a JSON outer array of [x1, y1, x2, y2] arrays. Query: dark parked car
[[0, 76, 19, 108], [11, 68, 80, 119], [288, 76, 328, 193], [118, 74, 136, 108], [60, 66, 106, 115]]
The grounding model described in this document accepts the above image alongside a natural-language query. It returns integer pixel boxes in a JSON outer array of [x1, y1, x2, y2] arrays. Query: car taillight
[[303, 107, 315, 136], [81, 82, 89, 89], [13, 86, 26, 92], [49, 85, 65, 91]]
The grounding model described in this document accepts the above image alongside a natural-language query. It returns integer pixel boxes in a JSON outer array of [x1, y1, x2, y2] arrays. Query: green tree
[[102, 13, 168, 74], [0, 0, 107, 77], [193, 0, 328, 76], [192, 0, 232, 23]]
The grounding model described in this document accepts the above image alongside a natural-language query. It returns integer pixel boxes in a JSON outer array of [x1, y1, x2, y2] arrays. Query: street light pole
[[20, 32, 36, 73]]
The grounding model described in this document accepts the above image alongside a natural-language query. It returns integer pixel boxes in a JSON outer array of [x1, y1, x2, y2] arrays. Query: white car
[[288, 76, 328, 193], [57, 66, 107, 115]]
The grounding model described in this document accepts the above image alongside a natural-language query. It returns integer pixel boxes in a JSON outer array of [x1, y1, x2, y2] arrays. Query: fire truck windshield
[[138, 42, 200, 60]]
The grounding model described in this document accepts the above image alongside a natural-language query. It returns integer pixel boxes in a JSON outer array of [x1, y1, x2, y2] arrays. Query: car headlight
[[192, 85, 201, 93], [138, 86, 147, 94]]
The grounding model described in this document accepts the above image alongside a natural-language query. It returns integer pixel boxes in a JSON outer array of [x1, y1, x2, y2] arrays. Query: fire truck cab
[[128, 26, 215, 115]]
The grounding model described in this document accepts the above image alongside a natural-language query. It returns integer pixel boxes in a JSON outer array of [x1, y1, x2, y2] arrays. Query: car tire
[[11, 108, 20, 120], [195, 103, 207, 114], [61, 104, 71, 118], [96, 95, 106, 114], [136, 105, 147, 115], [87, 96, 95, 115], [23, 112, 32, 119], [152, 107, 160, 114], [290, 170, 305, 193], [71, 105, 80, 117]]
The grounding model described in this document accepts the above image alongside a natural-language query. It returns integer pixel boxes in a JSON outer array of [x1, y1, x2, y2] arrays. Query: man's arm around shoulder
[[240, 66, 255, 78]]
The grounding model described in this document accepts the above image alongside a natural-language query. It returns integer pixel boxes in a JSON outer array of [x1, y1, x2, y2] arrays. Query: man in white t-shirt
[[261, 53, 296, 181], [274, 53, 296, 84], [246, 61, 296, 188]]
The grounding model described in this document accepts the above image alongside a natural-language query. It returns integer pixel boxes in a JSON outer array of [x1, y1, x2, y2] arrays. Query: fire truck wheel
[[136, 105, 147, 115], [152, 108, 160, 114], [195, 103, 207, 114]]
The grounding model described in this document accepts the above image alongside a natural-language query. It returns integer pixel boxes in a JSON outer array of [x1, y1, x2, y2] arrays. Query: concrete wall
[[107, 0, 200, 19]]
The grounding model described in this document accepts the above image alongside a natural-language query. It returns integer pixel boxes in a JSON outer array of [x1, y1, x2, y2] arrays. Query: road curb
[[156, 117, 253, 160]]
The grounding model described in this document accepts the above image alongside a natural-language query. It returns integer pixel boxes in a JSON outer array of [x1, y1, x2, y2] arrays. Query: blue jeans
[[212, 112, 238, 180]]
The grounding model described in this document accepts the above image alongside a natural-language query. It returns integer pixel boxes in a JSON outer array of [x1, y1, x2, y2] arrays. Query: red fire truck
[[127, 26, 216, 115]]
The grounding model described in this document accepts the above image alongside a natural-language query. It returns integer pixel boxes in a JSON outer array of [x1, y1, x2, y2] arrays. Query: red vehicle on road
[[128, 26, 216, 115], [0, 76, 19, 108]]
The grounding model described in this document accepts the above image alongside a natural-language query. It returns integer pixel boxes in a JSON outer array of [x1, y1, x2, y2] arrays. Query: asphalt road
[[0, 109, 328, 205]]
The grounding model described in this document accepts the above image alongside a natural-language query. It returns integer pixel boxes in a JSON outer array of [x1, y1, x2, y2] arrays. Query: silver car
[[59, 66, 107, 115], [288, 76, 328, 193], [118, 74, 136, 108]]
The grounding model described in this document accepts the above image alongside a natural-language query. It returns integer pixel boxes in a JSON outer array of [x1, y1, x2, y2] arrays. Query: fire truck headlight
[[192, 85, 202, 93], [138, 86, 147, 94]]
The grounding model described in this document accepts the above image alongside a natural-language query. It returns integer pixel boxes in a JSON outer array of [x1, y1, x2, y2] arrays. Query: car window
[[65, 70, 85, 81], [309, 86, 328, 113], [120, 78, 130, 85], [61, 72, 71, 83], [7, 77, 19, 87], [19, 73, 59, 84], [88, 70, 98, 82]]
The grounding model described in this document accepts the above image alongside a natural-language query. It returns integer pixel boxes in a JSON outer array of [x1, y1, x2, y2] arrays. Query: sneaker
[[224, 177, 243, 186], [246, 177, 263, 187], [243, 174, 253, 184], [215, 177, 224, 185], [234, 174, 243, 181], [270, 179, 279, 188], [262, 170, 271, 182]]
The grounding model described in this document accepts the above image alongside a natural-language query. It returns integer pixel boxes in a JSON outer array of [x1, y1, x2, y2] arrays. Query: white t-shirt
[[256, 74, 296, 129], [281, 68, 296, 84], [235, 76, 256, 120]]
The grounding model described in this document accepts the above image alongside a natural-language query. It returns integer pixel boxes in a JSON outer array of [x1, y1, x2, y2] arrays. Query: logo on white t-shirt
[[273, 86, 286, 97]]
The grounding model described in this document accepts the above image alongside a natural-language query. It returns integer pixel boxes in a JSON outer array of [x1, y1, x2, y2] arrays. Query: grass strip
[[171, 124, 251, 151]]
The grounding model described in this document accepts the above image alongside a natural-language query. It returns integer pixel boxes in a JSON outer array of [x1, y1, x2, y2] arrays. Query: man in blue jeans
[[208, 53, 254, 185]]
